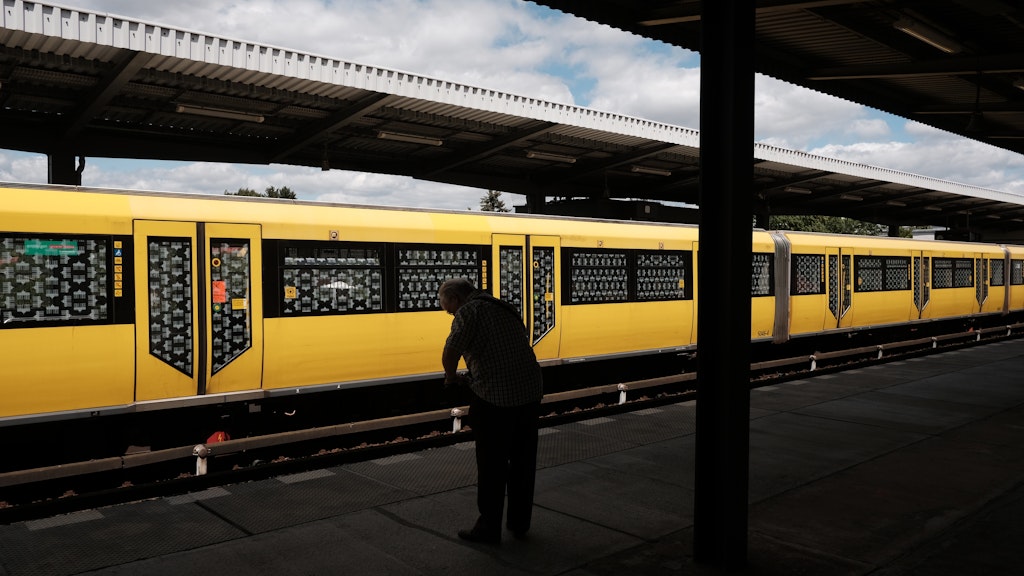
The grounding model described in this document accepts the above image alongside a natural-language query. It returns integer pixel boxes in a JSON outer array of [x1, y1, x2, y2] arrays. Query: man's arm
[[442, 345, 462, 385]]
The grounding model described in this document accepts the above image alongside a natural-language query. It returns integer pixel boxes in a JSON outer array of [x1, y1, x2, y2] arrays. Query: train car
[[1, 182, 1022, 431]]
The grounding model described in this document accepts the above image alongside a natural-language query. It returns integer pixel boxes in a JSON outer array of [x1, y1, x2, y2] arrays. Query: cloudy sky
[[3, 0, 1024, 210]]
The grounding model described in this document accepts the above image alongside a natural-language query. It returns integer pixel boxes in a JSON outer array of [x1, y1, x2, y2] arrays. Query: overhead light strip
[[893, 17, 963, 54], [783, 186, 812, 195], [175, 104, 265, 123], [376, 131, 443, 146], [630, 165, 672, 177], [526, 151, 577, 164]]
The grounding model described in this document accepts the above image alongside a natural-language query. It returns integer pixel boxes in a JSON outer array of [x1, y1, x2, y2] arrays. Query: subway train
[[2, 182, 1023, 429]]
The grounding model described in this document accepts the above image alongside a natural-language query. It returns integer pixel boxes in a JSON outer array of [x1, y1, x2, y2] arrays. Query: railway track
[[2, 322, 1022, 525]]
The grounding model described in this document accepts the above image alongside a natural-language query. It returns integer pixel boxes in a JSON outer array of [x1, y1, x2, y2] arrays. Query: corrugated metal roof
[[1, 0, 1023, 239]]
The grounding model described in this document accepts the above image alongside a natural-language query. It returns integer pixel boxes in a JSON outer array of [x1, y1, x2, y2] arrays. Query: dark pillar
[[48, 153, 84, 186], [755, 209, 770, 230], [693, 1, 754, 569], [888, 224, 900, 237]]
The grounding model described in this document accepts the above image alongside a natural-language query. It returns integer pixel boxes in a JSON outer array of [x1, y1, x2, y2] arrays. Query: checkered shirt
[[444, 290, 543, 407]]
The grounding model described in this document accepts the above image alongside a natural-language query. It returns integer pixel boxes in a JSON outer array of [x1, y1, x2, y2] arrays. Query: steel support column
[[47, 153, 84, 186], [693, 1, 754, 569]]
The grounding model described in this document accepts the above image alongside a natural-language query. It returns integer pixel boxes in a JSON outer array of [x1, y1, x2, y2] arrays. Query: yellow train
[[1, 182, 1023, 425]]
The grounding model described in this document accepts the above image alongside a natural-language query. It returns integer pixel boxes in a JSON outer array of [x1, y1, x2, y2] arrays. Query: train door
[[913, 251, 930, 319], [826, 247, 852, 329], [974, 252, 989, 313], [491, 234, 561, 361], [134, 221, 263, 401]]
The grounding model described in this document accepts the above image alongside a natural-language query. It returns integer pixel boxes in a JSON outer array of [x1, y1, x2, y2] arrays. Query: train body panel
[[262, 313, 452, 390], [2, 182, 1023, 425], [0, 325, 135, 418], [558, 301, 694, 359]]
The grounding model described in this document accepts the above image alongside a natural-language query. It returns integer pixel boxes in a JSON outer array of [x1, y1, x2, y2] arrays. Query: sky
[[3, 0, 1024, 211]]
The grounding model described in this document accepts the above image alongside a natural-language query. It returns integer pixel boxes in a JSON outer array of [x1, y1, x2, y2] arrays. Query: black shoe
[[458, 527, 501, 545]]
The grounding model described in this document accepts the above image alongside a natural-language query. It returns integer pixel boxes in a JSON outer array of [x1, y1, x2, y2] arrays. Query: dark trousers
[[469, 395, 540, 535]]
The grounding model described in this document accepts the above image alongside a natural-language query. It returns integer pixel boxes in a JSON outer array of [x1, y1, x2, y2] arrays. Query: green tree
[[225, 186, 297, 199], [225, 187, 261, 197], [767, 215, 910, 237], [264, 186, 297, 199], [479, 189, 509, 212]]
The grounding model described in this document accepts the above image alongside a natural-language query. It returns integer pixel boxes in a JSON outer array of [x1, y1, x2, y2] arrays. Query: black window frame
[[854, 255, 911, 292], [267, 239, 387, 318], [932, 257, 974, 289], [791, 253, 826, 296], [561, 247, 694, 305], [0, 233, 133, 329], [394, 243, 486, 312], [751, 251, 775, 297]]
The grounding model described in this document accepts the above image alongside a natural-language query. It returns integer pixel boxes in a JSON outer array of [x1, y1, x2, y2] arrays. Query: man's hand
[[444, 372, 471, 388]]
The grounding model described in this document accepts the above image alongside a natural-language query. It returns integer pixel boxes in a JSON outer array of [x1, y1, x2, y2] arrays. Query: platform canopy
[[1, 0, 1023, 239]]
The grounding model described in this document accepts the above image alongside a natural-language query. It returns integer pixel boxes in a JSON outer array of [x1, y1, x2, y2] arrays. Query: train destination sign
[[23, 239, 79, 256]]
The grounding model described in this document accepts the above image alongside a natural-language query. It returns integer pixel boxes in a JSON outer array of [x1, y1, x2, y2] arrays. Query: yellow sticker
[[232, 298, 247, 310], [545, 292, 553, 302], [284, 286, 297, 299], [114, 289, 123, 297], [678, 279, 686, 289], [114, 241, 123, 248]]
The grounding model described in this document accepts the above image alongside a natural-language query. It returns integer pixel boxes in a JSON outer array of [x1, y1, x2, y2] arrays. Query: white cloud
[[754, 76, 868, 149]]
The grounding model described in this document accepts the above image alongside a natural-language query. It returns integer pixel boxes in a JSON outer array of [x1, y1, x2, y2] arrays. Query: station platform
[[2, 338, 1024, 576]]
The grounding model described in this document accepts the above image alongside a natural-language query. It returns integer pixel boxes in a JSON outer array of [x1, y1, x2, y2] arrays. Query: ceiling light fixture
[[924, 206, 943, 212], [885, 200, 907, 207], [1013, 78, 1024, 92], [175, 104, 265, 123], [376, 131, 443, 146], [783, 186, 812, 194], [839, 193, 863, 201], [630, 165, 672, 177], [526, 151, 577, 164], [893, 17, 963, 54]]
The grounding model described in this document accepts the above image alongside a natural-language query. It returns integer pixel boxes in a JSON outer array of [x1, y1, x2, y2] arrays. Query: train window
[[636, 250, 692, 301], [211, 239, 252, 373], [499, 246, 525, 317], [396, 244, 482, 311], [1012, 260, 1024, 285], [532, 246, 556, 344], [148, 237, 193, 375], [854, 256, 910, 292], [567, 249, 629, 304], [751, 252, 774, 297], [990, 259, 1005, 287], [932, 258, 973, 289], [0, 235, 111, 328], [280, 242, 385, 316], [791, 254, 825, 295]]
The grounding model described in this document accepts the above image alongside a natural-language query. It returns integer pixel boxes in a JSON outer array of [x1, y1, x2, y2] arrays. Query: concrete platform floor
[[2, 338, 1023, 575]]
